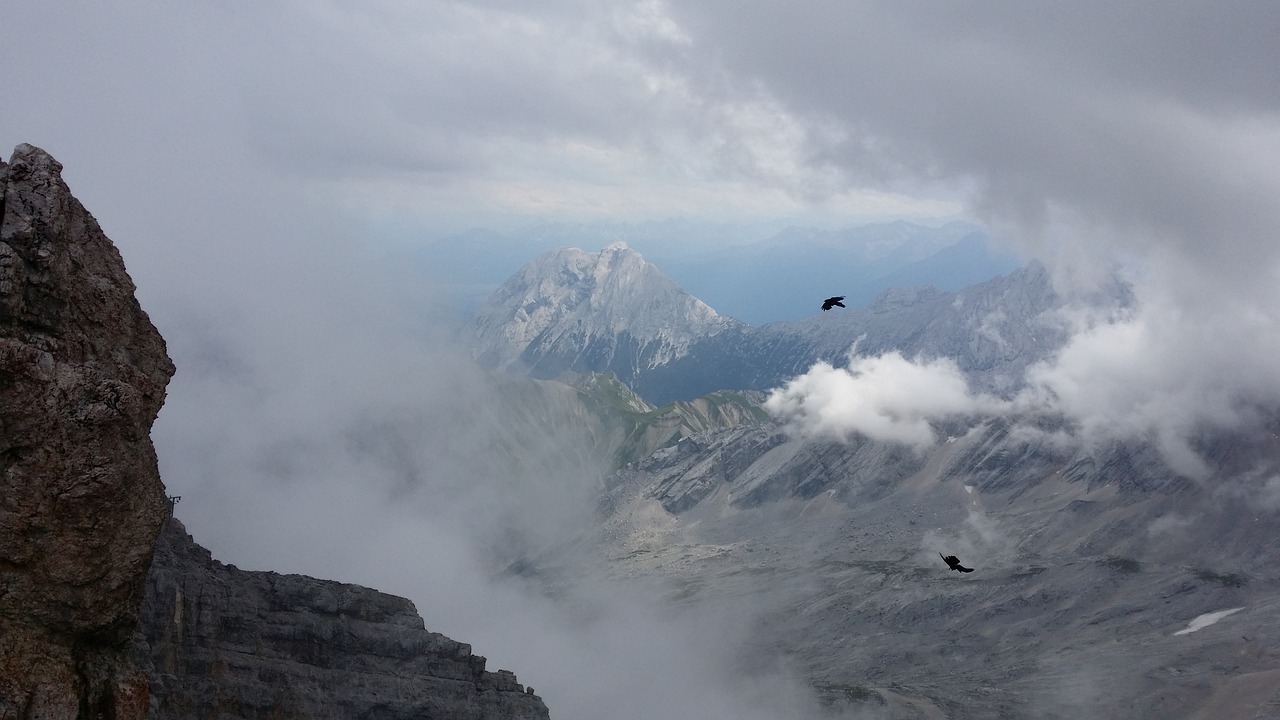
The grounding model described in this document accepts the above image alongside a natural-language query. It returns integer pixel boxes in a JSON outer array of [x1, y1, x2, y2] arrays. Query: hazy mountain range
[[463, 241, 1101, 404], [418, 219, 1020, 325]]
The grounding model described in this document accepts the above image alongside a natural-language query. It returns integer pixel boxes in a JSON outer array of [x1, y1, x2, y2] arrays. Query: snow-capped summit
[[465, 243, 743, 383]]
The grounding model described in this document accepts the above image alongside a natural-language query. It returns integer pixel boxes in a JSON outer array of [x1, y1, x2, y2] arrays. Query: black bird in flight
[[821, 296, 845, 311], [940, 553, 974, 573]]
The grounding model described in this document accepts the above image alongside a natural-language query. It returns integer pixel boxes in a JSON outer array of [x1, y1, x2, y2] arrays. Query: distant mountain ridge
[[462, 239, 1095, 404], [421, 219, 1020, 324]]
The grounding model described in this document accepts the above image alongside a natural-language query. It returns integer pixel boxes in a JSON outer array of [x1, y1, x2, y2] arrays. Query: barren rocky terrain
[[547, 419, 1280, 719]]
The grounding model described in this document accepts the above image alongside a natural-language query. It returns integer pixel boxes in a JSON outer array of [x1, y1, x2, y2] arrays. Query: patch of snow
[[964, 485, 974, 495], [1173, 607, 1245, 636]]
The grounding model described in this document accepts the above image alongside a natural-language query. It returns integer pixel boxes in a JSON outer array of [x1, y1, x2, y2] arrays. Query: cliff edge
[[136, 520, 549, 719], [0, 144, 549, 719], [0, 144, 175, 719]]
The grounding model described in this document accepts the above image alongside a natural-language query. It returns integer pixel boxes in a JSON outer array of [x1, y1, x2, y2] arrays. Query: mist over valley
[[4, 3, 1279, 718]]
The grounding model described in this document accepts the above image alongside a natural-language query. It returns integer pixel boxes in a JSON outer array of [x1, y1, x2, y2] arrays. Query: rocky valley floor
[[536, 422, 1280, 719]]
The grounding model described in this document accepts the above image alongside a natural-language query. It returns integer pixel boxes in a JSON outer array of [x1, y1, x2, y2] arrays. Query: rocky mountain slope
[[570, 372, 769, 467], [135, 520, 548, 720], [461, 236, 1273, 717], [464, 242, 745, 385], [569, 416, 1280, 718], [0, 144, 175, 720]]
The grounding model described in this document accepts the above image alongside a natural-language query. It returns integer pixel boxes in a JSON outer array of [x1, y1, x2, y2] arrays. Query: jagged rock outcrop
[[0, 145, 175, 719], [135, 520, 549, 720]]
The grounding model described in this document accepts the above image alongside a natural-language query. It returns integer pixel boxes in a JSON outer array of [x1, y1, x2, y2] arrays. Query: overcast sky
[[5, 2, 1280, 716]]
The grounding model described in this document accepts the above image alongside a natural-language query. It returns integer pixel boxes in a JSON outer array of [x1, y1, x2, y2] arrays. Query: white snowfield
[[1173, 607, 1245, 636]]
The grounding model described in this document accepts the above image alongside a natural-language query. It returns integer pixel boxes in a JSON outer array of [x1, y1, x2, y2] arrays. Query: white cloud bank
[[770, 277, 1280, 473], [1022, 281, 1280, 473], [765, 350, 1009, 450]]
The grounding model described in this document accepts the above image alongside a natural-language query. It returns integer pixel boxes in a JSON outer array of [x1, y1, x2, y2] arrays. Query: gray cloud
[[655, 2, 1280, 462]]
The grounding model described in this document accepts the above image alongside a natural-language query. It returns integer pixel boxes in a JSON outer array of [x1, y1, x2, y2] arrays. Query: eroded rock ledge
[[136, 520, 549, 720]]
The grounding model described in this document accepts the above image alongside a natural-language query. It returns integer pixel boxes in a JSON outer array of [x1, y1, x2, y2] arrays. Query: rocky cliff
[[0, 144, 175, 719], [135, 520, 548, 720], [1, 145, 549, 720]]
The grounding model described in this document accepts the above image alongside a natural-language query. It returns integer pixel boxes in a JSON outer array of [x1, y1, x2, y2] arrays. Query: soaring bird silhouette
[[940, 553, 974, 573], [821, 296, 845, 311]]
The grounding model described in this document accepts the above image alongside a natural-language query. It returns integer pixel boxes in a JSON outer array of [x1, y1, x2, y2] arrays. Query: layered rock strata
[[136, 520, 549, 720], [0, 144, 175, 719]]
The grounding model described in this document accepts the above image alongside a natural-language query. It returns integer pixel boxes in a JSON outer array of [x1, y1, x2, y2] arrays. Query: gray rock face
[[571, 373, 769, 467], [0, 144, 174, 720], [136, 520, 550, 720]]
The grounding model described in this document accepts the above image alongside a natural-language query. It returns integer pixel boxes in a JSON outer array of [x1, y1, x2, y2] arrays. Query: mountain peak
[[465, 245, 742, 385]]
